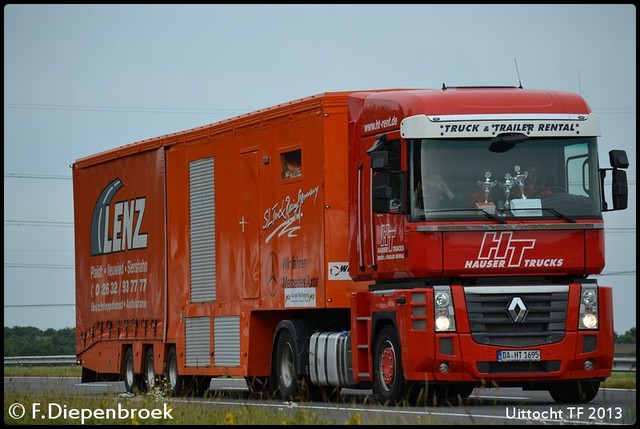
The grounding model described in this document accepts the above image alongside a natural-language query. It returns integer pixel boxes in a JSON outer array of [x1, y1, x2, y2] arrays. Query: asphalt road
[[4, 376, 636, 425]]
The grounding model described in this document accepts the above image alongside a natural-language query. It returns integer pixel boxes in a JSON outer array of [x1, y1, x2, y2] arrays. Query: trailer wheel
[[275, 329, 303, 401], [164, 346, 185, 397], [143, 349, 157, 392], [549, 380, 600, 404], [373, 325, 407, 404], [123, 347, 142, 394]]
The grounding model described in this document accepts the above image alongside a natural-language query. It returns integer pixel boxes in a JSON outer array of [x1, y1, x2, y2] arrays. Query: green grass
[[5, 365, 635, 389], [601, 371, 636, 389], [4, 367, 634, 425], [4, 391, 337, 425], [4, 365, 82, 377], [4, 366, 636, 389]]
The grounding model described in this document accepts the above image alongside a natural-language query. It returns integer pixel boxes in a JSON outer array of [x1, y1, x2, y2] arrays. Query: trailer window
[[281, 149, 302, 179]]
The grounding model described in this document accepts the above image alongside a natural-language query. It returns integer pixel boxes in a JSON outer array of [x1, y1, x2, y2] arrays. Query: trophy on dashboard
[[477, 171, 498, 204], [476, 171, 498, 214], [513, 165, 528, 199], [499, 173, 516, 209]]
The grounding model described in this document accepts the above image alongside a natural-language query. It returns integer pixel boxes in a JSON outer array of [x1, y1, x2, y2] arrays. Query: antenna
[[514, 58, 523, 89], [577, 67, 582, 95]]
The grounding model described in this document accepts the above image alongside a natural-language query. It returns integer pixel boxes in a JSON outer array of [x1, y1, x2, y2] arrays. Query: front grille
[[477, 360, 561, 374], [465, 285, 568, 347]]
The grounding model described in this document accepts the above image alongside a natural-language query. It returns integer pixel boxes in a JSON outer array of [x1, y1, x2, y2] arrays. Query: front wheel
[[549, 380, 600, 404], [373, 325, 407, 405]]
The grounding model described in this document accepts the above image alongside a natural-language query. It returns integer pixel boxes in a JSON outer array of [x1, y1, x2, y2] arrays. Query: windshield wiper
[[507, 207, 576, 222], [542, 208, 576, 223], [426, 208, 506, 224]]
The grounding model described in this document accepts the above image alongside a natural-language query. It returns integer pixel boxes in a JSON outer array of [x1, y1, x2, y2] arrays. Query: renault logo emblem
[[507, 297, 528, 323]]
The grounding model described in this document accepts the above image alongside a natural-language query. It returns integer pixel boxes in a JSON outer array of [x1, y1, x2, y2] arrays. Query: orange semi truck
[[73, 87, 629, 405]]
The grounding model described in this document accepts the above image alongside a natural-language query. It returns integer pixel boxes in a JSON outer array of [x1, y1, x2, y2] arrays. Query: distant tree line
[[615, 327, 636, 344], [2, 326, 637, 357], [4, 326, 75, 356]]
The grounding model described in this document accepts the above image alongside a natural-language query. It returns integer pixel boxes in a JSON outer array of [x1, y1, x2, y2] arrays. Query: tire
[[373, 325, 407, 405], [549, 380, 600, 404], [275, 329, 301, 400], [123, 347, 142, 394], [143, 349, 156, 391], [164, 346, 185, 397]]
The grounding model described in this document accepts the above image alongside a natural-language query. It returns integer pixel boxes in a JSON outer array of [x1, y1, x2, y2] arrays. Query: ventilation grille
[[189, 157, 216, 302]]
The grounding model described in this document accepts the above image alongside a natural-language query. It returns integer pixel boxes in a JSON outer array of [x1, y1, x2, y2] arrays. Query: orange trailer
[[73, 87, 629, 404]]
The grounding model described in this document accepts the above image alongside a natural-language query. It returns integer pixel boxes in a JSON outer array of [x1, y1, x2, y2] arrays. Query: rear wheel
[[164, 346, 185, 397], [123, 347, 142, 394], [275, 329, 302, 400], [143, 349, 157, 391]]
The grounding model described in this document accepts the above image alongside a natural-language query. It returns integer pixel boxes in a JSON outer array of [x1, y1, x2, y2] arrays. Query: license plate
[[498, 349, 541, 362]]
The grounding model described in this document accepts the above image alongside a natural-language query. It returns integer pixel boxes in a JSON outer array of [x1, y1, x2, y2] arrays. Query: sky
[[4, 4, 636, 334]]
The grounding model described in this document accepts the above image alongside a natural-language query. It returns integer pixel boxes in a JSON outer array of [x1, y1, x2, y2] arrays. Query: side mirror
[[601, 149, 629, 212], [370, 151, 389, 171], [372, 171, 405, 214], [611, 169, 628, 210], [609, 150, 629, 169]]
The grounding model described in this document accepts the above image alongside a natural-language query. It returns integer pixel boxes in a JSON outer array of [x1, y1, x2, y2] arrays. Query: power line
[[4, 303, 74, 308], [5, 220, 73, 227], [604, 228, 637, 234], [5, 173, 71, 180], [4, 102, 634, 115], [599, 271, 637, 276], [4, 102, 248, 116], [4, 219, 636, 232], [4, 263, 74, 269], [592, 107, 636, 115], [4, 172, 637, 186]]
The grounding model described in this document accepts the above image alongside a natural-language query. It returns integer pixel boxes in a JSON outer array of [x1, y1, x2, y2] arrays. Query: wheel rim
[[279, 343, 295, 388], [146, 355, 155, 388], [168, 356, 178, 388], [125, 354, 135, 387], [379, 340, 396, 391]]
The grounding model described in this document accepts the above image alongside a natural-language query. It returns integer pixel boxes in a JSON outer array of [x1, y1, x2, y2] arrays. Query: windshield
[[408, 137, 602, 221]]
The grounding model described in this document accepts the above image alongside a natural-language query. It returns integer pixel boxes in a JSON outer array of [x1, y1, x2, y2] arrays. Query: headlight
[[581, 313, 598, 329], [579, 284, 599, 330], [435, 291, 450, 308], [435, 315, 451, 331], [582, 289, 596, 306], [433, 286, 456, 332]]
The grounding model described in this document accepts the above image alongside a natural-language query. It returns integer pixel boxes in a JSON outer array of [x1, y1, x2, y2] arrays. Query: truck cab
[[342, 87, 628, 404]]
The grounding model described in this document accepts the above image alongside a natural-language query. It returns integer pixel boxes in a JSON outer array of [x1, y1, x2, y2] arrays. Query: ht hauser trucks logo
[[91, 178, 148, 256], [465, 231, 564, 269]]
